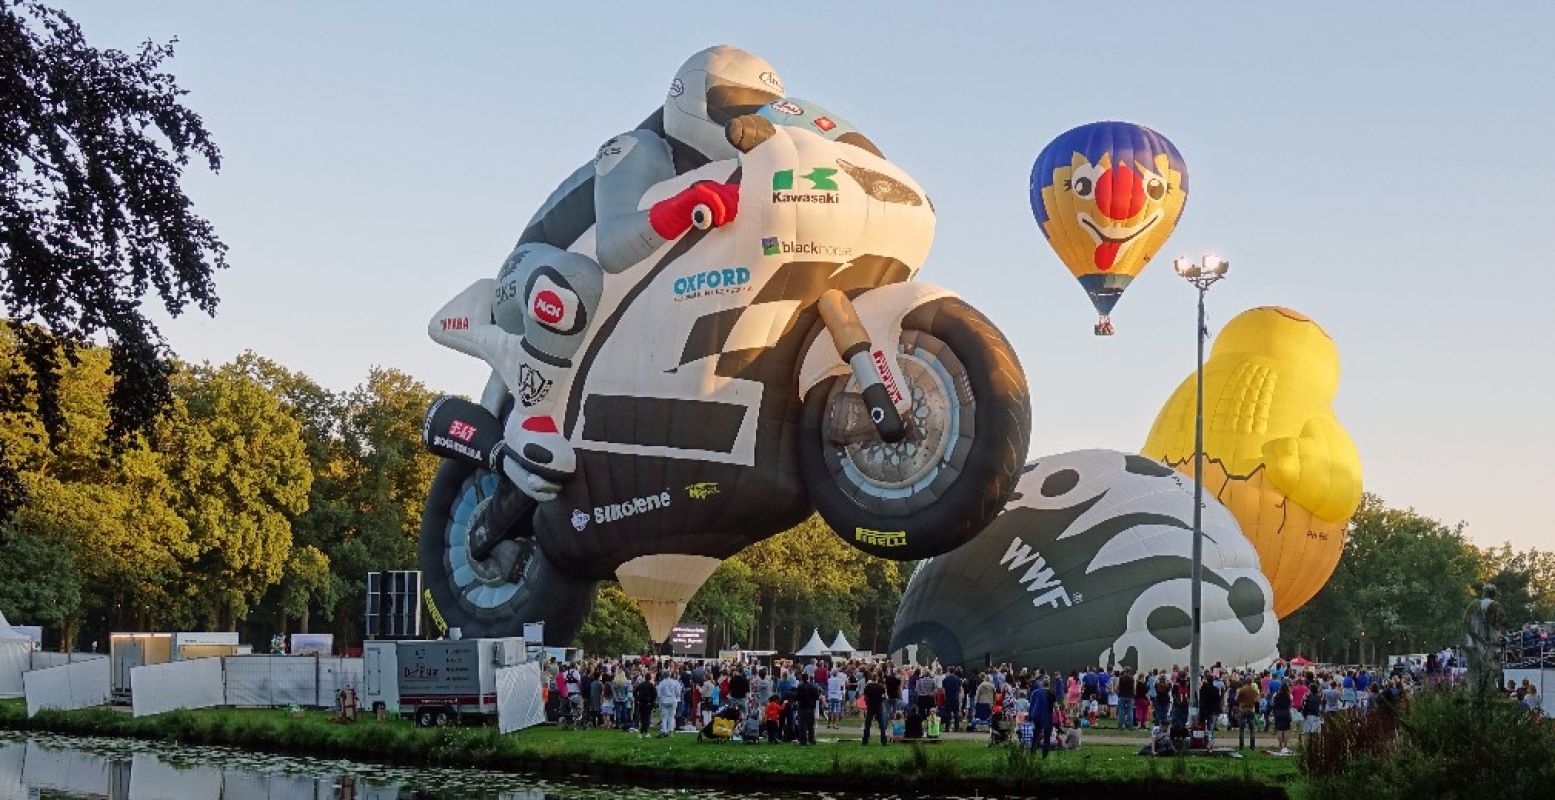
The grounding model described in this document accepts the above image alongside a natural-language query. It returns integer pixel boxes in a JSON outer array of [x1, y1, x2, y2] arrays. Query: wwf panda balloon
[[890, 449, 1278, 673]]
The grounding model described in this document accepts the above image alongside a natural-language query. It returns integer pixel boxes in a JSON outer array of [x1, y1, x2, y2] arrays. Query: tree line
[[1280, 493, 1555, 664], [0, 330, 912, 656], [574, 514, 912, 658], [0, 329, 441, 650], [4, 328, 1550, 663]]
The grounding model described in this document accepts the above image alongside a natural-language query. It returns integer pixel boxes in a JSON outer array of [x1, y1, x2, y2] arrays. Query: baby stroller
[[987, 712, 1013, 746], [559, 694, 589, 729], [740, 711, 763, 743], [697, 703, 743, 743]]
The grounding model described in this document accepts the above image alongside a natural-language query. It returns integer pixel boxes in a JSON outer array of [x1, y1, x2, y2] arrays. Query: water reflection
[[0, 731, 943, 800]]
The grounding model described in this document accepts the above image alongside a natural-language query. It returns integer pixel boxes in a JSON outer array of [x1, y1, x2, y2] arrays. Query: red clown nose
[[1094, 163, 1145, 221]]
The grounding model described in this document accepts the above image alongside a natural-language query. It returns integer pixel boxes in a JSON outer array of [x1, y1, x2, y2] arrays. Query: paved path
[[813, 722, 1150, 746]]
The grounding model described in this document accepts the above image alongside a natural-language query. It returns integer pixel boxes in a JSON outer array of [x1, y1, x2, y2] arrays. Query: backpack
[[1301, 690, 1320, 716]]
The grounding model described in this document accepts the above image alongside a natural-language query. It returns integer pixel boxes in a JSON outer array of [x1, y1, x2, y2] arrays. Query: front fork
[[817, 289, 912, 443]]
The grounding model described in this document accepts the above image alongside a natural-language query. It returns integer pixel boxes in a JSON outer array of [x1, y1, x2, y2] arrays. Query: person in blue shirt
[[1028, 676, 1058, 758], [941, 668, 964, 732]]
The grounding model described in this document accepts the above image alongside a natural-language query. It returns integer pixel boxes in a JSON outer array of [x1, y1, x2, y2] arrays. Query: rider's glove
[[648, 180, 740, 239]]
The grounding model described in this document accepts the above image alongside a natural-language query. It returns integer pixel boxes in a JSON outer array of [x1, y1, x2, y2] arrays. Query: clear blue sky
[[58, 1, 1555, 551]]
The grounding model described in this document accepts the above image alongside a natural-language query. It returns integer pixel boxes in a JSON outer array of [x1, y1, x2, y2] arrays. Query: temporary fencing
[[28, 652, 105, 670], [223, 655, 318, 707], [496, 662, 546, 733], [1503, 667, 1553, 715], [131, 657, 225, 717], [23, 657, 110, 717], [315, 656, 364, 707]]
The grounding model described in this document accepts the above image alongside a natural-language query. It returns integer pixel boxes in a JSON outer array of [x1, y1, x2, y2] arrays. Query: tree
[[575, 583, 649, 657], [275, 544, 337, 635], [0, 524, 80, 628], [0, 330, 193, 642], [684, 559, 758, 650], [731, 514, 904, 653], [0, 1, 226, 520], [160, 359, 311, 629], [1281, 494, 1483, 663], [1477, 544, 1555, 626]]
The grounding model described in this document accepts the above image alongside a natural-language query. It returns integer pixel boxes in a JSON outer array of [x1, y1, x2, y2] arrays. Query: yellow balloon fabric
[[1142, 307, 1363, 618]]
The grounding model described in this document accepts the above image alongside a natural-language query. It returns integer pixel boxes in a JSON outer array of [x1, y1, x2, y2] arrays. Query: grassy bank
[[0, 700, 1299, 797]]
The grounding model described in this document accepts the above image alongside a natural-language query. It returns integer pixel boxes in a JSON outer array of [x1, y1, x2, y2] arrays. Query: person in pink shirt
[[1065, 672, 1082, 720], [1290, 678, 1309, 711]]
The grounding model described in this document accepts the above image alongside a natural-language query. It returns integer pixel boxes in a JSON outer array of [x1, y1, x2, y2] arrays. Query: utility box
[[361, 637, 525, 726]]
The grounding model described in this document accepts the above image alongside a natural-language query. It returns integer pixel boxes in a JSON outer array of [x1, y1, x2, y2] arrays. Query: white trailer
[[362, 638, 525, 726], [110, 632, 246, 700]]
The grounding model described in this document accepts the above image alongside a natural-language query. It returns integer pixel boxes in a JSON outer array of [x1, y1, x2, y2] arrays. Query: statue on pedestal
[[1463, 583, 1507, 692]]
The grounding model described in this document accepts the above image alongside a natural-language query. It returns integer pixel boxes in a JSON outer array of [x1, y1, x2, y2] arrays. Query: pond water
[[0, 730, 992, 799]]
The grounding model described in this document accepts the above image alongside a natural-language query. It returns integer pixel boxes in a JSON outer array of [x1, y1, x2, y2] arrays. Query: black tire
[[419, 458, 598, 644], [799, 297, 1030, 560]]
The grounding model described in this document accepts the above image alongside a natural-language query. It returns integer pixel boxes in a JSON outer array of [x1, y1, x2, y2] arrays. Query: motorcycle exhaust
[[817, 290, 909, 443], [422, 395, 506, 472]]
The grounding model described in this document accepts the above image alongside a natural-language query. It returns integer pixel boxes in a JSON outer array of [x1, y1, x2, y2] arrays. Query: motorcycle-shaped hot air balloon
[[1030, 122, 1189, 335], [419, 109, 1030, 645]]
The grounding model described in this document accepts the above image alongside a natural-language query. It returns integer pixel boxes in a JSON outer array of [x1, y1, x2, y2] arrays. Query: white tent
[[0, 610, 34, 699], [794, 629, 831, 658], [827, 631, 855, 655]]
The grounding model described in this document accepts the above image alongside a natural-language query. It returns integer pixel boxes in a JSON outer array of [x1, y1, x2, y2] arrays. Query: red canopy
[[1289, 656, 1312, 667]]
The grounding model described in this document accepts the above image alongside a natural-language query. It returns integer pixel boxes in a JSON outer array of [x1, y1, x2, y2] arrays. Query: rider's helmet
[[664, 45, 784, 162]]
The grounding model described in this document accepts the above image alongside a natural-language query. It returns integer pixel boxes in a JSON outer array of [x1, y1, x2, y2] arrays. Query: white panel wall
[[223, 656, 317, 707], [315, 657, 363, 708], [131, 657, 224, 717], [1503, 668, 1555, 716], [23, 656, 110, 717], [496, 662, 546, 734]]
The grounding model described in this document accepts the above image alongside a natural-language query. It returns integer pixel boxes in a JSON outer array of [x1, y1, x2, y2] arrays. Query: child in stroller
[[987, 712, 1013, 746]]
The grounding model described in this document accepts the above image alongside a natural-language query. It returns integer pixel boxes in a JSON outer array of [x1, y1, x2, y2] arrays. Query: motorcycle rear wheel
[[419, 458, 597, 644], [798, 296, 1030, 559]]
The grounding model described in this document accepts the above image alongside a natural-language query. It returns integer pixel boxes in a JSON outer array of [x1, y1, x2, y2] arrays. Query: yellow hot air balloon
[[1142, 307, 1362, 618]]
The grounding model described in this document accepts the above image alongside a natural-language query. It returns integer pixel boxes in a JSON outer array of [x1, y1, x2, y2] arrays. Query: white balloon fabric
[[891, 449, 1279, 673]]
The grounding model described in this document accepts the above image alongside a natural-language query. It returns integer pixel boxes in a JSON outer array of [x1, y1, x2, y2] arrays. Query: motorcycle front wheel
[[418, 458, 597, 644], [798, 296, 1031, 560]]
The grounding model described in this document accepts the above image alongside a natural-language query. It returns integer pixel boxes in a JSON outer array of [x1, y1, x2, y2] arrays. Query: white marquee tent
[[794, 629, 831, 658], [827, 631, 855, 656], [0, 610, 35, 699]]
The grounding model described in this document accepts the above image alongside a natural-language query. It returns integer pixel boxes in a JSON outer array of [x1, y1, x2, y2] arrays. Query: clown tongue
[[1093, 241, 1122, 270]]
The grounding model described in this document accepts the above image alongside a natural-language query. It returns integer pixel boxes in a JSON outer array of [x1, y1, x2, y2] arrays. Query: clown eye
[[1144, 175, 1167, 201], [1065, 162, 1100, 199]]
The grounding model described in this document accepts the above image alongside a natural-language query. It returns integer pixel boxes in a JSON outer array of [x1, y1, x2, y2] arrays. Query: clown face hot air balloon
[[1030, 122, 1188, 335]]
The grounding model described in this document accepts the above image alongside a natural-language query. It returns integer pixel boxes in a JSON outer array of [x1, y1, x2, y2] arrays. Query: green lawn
[[0, 701, 1301, 796]]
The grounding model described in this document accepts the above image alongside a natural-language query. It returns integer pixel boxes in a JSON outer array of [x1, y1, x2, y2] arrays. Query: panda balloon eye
[[1041, 469, 1080, 497]]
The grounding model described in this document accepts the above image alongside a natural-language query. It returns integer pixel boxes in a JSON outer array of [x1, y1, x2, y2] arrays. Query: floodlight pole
[[1174, 255, 1227, 726]]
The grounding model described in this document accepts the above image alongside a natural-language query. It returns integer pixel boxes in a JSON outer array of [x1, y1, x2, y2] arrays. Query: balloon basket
[[1094, 316, 1115, 336]]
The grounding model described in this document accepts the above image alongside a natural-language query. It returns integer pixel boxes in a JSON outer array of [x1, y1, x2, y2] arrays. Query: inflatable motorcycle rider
[[428, 46, 857, 514]]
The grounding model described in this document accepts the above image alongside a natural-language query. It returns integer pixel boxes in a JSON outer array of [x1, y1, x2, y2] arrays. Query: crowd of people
[[1506, 622, 1553, 667], [538, 650, 1542, 756]]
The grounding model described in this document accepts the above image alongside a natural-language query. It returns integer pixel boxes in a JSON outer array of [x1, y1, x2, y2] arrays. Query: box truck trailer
[[362, 637, 525, 726]]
